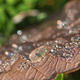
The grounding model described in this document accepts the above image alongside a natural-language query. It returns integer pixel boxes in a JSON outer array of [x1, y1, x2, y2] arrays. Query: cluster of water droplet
[[0, 44, 18, 72], [49, 36, 80, 62], [0, 34, 79, 72]]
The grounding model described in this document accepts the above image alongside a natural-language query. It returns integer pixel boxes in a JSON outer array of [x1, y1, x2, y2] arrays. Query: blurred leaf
[[55, 74, 63, 80], [6, 6, 17, 17], [0, 6, 6, 23], [17, 3, 29, 12], [23, 0, 37, 9], [6, 0, 16, 5], [5, 20, 14, 37]]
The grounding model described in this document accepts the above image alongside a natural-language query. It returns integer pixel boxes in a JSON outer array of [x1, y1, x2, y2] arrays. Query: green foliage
[[55, 74, 63, 80]]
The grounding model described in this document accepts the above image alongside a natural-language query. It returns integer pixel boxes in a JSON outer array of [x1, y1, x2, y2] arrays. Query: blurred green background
[[0, 0, 80, 80], [0, 0, 69, 45]]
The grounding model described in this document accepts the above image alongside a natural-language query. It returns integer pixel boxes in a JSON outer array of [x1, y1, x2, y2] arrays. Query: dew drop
[[29, 46, 47, 63]]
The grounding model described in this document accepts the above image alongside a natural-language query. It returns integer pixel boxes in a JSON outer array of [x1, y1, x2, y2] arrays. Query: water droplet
[[29, 46, 46, 63]]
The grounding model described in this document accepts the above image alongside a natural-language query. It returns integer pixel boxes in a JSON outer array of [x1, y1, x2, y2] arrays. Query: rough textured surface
[[0, 0, 80, 80]]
